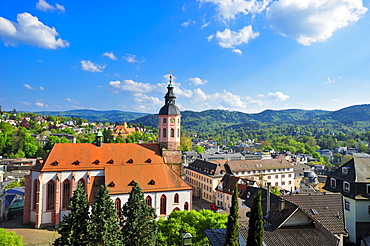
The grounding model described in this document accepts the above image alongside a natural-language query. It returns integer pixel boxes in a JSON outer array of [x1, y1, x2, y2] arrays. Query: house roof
[[325, 157, 370, 183], [105, 164, 191, 194], [212, 159, 293, 173], [37, 143, 164, 172], [281, 193, 347, 235], [242, 187, 300, 228], [6, 187, 25, 195], [239, 225, 339, 246], [187, 159, 227, 176]]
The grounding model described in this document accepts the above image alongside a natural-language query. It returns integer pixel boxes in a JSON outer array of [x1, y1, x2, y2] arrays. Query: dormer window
[[107, 159, 114, 164], [93, 159, 100, 165], [72, 160, 80, 165], [343, 181, 350, 192], [51, 161, 59, 166], [148, 179, 155, 185], [330, 178, 336, 188], [128, 180, 136, 186], [127, 159, 133, 164], [342, 167, 349, 174], [145, 158, 152, 163], [108, 181, 115, 188]]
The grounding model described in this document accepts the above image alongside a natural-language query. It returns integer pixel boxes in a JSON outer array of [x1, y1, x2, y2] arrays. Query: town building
[[23, 80, 191, 228], [323, 157, 370, 244], [185, 158, 294, 203]]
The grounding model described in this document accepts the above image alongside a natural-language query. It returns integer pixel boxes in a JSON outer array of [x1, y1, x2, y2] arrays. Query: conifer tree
[[224, 183, 240, 246], [54, 184, 90, 246], [89, 185, 122, 246], [120, 182, 157, 246], [247, 190, 264, 246]]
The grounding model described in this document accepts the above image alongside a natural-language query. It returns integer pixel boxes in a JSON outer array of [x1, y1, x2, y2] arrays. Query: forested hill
[[32, 104, 370, 129], [34, 109, 148, 123], [130, 104, 370, 130]]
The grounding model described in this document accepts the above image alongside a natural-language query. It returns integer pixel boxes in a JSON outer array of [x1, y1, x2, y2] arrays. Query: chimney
[[279, 199, 285, 212], [267, 182, 271, 215]]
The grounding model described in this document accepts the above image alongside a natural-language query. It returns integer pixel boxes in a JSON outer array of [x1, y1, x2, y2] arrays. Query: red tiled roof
[[105, 164, 191, 194], [40, 143, 164, 171]]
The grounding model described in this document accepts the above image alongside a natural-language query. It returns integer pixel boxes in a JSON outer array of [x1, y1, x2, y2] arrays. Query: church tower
[[158, 72, 182, 175]]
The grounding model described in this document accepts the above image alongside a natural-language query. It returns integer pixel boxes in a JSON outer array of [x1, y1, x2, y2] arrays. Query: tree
[[5, 180, 21, 189], [54, 184, 90, 246], [195, 145, 205, 154], [224, 183, 240, 246], [247, 191, 264, 246], [157, 209, 228, 246], [120, 183, 157, 246], [0, 228, 25, 246], [89, 185, 122, 246], [180, 136, 192, 152], [271, 186, 280, 196]]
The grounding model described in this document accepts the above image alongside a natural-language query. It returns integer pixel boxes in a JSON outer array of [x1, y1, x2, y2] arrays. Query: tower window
[[163, 118, 167, 124], [177, 129, 180, 138], [163, 128, 167, 138], [171, 128, 174, 138]]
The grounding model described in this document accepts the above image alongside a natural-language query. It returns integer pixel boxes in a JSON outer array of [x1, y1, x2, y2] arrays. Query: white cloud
[[187, 77, 208, 85], [208, 26, 259, 49], [181, 19, 196, 27], [0, 13, 69, 49], [20, 101, 32, 106], [35, 102, 48, 108], [36, 0, 65, 12], [80, 60, 106, 72], [232, 49, 242, 55], [332, 99, 340, 103], [266, 91, 289, 101], [23, 84, 44, 90], [109, 80, 155, 93], [199, 0, 270, 20], [201, 22, 210, 29], [324, 76, 341, 84], [124, 54, 137, 63], [133, 93, 162, 105], [213, 90, 247, 108], [65, 98, 78, 104], [267, 0, 367, 46], [103, 52, 117, 60]]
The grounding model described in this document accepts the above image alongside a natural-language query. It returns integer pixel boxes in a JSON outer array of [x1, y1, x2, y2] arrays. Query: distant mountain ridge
[[32, 104, 370, 128]]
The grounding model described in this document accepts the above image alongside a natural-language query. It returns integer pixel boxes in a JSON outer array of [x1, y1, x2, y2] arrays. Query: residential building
[[323, 157, 370, 244]]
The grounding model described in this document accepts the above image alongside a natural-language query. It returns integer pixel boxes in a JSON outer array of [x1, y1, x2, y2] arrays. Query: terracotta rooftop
[[38, 143, 164, 172], [105, 164, 191, 194]]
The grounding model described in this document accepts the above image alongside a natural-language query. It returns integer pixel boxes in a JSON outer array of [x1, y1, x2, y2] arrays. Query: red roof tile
[[41, 143, 164, 171]]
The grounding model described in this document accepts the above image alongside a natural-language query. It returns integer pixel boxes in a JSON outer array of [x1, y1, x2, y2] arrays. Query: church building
[[23, 77, 192, 228]]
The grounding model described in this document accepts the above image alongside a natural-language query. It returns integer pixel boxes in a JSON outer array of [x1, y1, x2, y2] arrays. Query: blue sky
[[1, 0, 370, 114]]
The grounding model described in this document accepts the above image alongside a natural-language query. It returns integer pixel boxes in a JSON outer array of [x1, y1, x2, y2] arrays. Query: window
[[171, 128, 174, 137], [343, 181, 350, 192], [282, 181, 285, 185], [345, 199, 350, 211], [160, 195, 167, 215], [115, 198, 121, 217], [146, 196, 152, 207], [78, 178, 86, 192], [267, 176, 271, 179], [177, 129, 180, 138], [174, 193, 179, 204], [47, 180, 55, 210], [163, 118, 167, 124], [330, 178, 336, 188], [288, 181, 292, 185], [275, 175, 278, 179], [62, 179, 71, 209], [288, 174, 292, 178], [342, 167, 349, 174], [367, 184, 370, 194], [184, 202, 189, 211], [163, 128, 167, 138], [282, 175, 285, 178], [275, 182, 278, 186], [173, 207, 180, 211], [33, 179, 38, 210]]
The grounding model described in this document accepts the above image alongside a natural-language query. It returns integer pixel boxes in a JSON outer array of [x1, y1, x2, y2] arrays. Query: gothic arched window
[[47, 180, 55, 210], [146, 195, 152, 207], [171, 128, 174, 138], [163, 128, 167, 138], [160, 194, 167, 215]]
